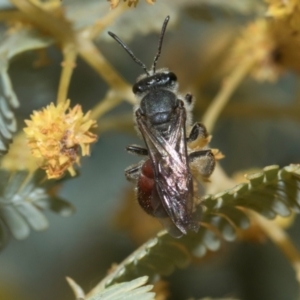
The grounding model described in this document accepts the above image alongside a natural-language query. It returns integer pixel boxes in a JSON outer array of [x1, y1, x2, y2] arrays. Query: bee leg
[[189, 150, 215, 178], [187, 122, 209, 143], [125, 163, 142, 182], [126, 145, 148, 156], [184, 93, 193, 105]]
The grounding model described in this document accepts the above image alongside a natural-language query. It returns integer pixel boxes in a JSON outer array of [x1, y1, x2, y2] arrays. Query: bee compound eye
[[168, 72, 177, 84]]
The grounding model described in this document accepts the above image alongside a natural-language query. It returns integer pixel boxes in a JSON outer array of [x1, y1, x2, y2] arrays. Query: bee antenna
[[108, 31, 150, 76], [152, 16, 170, 74]]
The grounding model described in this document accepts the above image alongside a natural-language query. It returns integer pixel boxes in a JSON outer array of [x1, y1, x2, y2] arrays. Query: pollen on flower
[[23, 100, 97, 179]]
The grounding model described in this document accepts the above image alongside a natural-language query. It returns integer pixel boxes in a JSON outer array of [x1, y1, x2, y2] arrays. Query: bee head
[[133, 71, 177, 95]]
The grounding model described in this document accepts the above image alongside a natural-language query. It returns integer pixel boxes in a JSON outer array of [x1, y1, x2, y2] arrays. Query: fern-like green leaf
[[92, 165, 300, 290], [0, 62, 19, 155], [87, 276, 154, 300], [67, 276, 155, 300], [0, 168, 74, 248], [0, 28, 53, 155]]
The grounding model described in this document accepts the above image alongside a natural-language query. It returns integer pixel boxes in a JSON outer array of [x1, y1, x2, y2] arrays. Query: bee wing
[[136, 106, 199, 235], [155, 147, 196, 235]]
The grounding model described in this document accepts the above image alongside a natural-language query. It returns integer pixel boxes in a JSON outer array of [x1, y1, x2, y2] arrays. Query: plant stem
[[56, 44, 77, 105], [0, 10, 25, 22], [10, 0, 132, 109], [76, 33, 130, 91], [97, 114, 133, 134], [202, 57, 254, 133], [75, 2, 133, 108], [90, 87, 133, 120], [84, 3, 129, 40]]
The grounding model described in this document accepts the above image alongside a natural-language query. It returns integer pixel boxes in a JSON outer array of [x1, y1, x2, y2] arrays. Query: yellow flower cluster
[[24, 100, 97, 179], [227, 0, 300, 81], [266, 0, 300, 25], [108, 0, 155, 9], [228, 20, 282, 81]]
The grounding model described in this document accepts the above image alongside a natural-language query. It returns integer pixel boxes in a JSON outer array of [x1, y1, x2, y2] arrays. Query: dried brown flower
[[24, 100, 97, 179]]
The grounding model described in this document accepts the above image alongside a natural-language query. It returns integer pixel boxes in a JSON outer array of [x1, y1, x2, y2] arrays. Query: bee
[[108, 16, 215, 238]]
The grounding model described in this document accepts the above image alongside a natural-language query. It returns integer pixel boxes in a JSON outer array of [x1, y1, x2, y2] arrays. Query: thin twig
[[75, 2, 134, 108], [56, 44, 77, 105], [202, 57, 254, 133], [90, 87, 133, 120], [83, 3, 129, 40], [97, 113, 133, 134], [0, 9, 26, 22], [76, 33, 131, 91], [10, 0, 133, 108]]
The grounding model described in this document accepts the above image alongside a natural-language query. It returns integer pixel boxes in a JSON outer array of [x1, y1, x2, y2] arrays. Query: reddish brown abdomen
[[137, 160, 155, 215]]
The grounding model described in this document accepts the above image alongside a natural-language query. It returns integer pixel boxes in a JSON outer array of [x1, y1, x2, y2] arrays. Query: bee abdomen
[[137, 160, 155, 215]]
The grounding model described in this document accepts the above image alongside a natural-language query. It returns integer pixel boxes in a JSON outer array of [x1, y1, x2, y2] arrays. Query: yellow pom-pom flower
[[24, 100, 97, 179]]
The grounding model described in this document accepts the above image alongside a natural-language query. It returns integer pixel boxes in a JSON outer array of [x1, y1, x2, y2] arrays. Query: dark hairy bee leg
[[126, 145, 149, 156], [187, 122, 209, 143], [189, 149, 215, 178], [125, 163, 142, 182]]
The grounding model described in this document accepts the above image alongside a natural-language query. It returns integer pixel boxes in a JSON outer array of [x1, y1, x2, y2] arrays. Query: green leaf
[[0, 28, 53, 155], [0, 168, 74, 248], [67, 276, 155, 300], [87, 276, 154, 300], [0, 64, 19, 155], [93, 165, 300, 289]]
